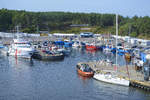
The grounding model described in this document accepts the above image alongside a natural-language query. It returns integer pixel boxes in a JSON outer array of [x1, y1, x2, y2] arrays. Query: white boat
[[93, 14, 130, 87], [0, 42, 8, 56], [103, 47, 112, 54], [72, 41, 80, 48], [93, 71, 129, 86], [57, 48, 71, 56], [72, 41, 85, 48], [0, 46, 9, 56], [8, 38, 35, 59], [0, 42, 4, 49]]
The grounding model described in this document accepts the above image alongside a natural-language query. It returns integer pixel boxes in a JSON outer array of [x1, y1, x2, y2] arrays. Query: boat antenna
[[115, 14, 118, 71]]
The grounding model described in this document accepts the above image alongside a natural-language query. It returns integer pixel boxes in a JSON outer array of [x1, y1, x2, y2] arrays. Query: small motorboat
[[72, 41, 85, 48], [103, 47, 112, 54], [86, 44, 97, 51], [57, 48, 71, 56], [72, 41, 80, 48], [76, 63, 94, 77]]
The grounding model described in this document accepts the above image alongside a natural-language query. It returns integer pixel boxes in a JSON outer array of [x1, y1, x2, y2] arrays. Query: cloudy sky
[[0, 0, 149, 17]]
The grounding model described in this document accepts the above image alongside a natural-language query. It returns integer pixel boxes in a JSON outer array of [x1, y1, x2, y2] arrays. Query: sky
[[0, 0, 150, 17]]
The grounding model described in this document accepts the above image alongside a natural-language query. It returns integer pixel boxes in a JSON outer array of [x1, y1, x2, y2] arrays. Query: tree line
[[0, 8, 150, 38]]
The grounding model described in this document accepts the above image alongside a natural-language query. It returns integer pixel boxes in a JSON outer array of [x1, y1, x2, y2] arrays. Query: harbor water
[[0, 49, 150, 100]]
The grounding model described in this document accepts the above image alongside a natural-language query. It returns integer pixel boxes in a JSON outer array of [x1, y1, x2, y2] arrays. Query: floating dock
[[77, 61, 150, 91]]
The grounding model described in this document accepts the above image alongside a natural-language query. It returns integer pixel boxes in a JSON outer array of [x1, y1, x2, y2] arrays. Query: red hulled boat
[[76, 63, 94, 77], [86, 44, 97, 51]]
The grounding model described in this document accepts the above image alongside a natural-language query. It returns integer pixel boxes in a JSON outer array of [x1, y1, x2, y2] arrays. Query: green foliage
[[130, 32, 137, 37], [0, 9, 116, 33], [0, 8, 150, 39]]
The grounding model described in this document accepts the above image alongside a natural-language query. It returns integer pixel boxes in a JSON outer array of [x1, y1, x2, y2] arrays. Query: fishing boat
[[72, 41, 80, 48], [99, 45, 106, 51], [93, 14, 130, 87], [64, 40, 73, 48], [72, 41, 85, 48], [8, 38, 35, 59], [117, 46, 125, 56], [33, 50, 64, 61], [76, 63, 94, 77], [57, 48, 71, 56], [86, 43, 97, 51], [103, 46, 112, 54]]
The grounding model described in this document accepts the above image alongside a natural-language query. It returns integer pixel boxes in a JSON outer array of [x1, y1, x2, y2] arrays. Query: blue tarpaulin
[[140, 52, 146, 62], [54, 41, 64, 45], [64, 42, 73, 48], [54, 41, 73, 48]]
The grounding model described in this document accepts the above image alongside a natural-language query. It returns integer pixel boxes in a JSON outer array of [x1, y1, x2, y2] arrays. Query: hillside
[[0, 9, 150, 39]]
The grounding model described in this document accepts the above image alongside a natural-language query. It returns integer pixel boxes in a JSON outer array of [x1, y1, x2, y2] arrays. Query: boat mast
[[16, 25, 19, 39], [115, 14, 118, 71], [37, 25, 39, 34]]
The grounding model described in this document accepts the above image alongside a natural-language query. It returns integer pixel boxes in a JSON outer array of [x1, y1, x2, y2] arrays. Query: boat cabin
[[80, 32, 93, 38]]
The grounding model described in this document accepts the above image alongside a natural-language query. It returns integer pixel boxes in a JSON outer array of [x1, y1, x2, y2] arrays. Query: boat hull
[[77, 69, 94, 77], [41, 54, 64, 61], [93, 73, 129, 86], [8, 49, 33, 59], [86, 45, 97, 51], [0, 46, 9, 56], [33, 51, 64, 61], [8, 38, 35, 59]]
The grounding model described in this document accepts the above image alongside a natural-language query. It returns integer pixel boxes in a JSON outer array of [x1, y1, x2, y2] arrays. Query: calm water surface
[[0, 49, 150, 100]]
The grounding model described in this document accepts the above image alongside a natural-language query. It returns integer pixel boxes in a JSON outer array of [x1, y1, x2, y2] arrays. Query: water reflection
[[7, 56, 34, 68], [93, 79, 150, 100], [0, 49, 150, 100], [93, 80, 133, 100], [77, 74, 91, 81], [86, 50, 97, 54]]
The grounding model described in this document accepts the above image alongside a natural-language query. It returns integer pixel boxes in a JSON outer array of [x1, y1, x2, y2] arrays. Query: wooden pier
[[77, 61, 150, 91]]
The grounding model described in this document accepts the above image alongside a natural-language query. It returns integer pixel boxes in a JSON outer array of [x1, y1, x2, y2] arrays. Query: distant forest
[[0, 8, 150, 39]]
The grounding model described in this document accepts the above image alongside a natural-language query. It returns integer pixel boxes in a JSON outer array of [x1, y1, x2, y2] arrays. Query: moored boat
[[93, 71, 130, 86], [86, 44, 97, 51], [0, 42, 4, 49], [103, 47, 112, 54], [0, 46, 9, 56], [33, 50, 64, 61], [72, 41, 85, 48], [8, 38, 35, 59], [76, 63, 94, 77], [117, 46, 125, 56], [57, 48, 71, 56], [93, 14, 130, 87]]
